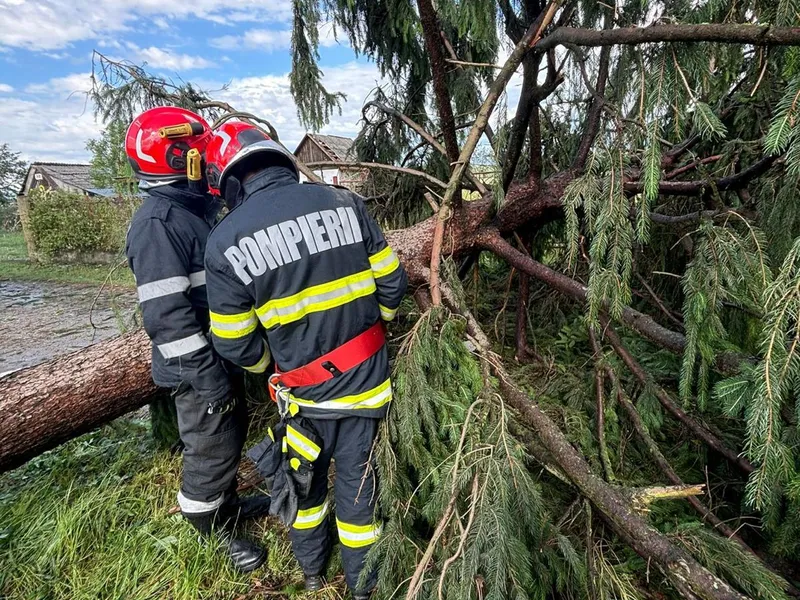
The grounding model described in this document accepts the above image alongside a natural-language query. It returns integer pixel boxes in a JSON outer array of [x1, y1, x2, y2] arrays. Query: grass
[[0, 414, 346, 600], [0, 230, 134, 288]]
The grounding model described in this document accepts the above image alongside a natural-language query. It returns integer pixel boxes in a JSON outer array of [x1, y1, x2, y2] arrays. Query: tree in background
[[0, 143, 27, 203], [22, 1, 800, 598], [86, 122, 137, 195]]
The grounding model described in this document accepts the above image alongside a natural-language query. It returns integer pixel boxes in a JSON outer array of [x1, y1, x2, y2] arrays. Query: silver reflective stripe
[[158, 333, 208, 359], [243, 347, 271, 373], [177, 490, 226, 515], [370, 250, 399, 275], [258, 276, 375, 328], [293, 501, 330, 529], [210, 315, 258, 332], [189, 270, 206, 288], [137, 276, 190, 302]]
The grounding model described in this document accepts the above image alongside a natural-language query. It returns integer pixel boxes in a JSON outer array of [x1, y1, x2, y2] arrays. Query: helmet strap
[[223, 176, 244, 211]]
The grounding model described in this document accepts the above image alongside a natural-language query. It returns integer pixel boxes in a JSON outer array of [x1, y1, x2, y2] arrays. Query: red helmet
[[125, 106, 211, 188], [205, 121, 298, 196]]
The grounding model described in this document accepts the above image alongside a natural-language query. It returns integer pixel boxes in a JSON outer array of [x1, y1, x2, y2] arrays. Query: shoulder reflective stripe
[[136, 129, 157, 164], [177, 490, 226, 515], [379, 304, 398, 321], [137, 276, 190, 302], [189, 270, 206, 287], [336, 519, 382, 548], [256, 269, 376, 329], [286, 425, 321, 461], [243, 347, 271, 373], [289, 378, 392, 411], [157, 332, 208, 359], [293, 501, 329, 530], [210, 309, 258, 339], [369, 246, 400, 279]]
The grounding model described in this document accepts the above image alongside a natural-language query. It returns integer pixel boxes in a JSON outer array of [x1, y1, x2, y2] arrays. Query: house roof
[[297, 134, 355, 162], [21, 162, 94, 194]]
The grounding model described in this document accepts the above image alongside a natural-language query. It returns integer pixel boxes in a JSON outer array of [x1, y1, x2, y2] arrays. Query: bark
[[537, 24, 800, 52], [416, 0, 460, 175], [0, 330, 159, 472]]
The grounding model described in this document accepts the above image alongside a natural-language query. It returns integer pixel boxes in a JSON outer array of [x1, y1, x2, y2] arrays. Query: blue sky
[[0, 0, 385, 163]]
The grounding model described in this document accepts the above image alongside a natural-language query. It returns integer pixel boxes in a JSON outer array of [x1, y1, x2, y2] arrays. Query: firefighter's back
[[206, 170, 391, 418]]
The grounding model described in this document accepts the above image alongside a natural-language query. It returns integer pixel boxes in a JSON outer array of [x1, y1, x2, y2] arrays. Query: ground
[[0, 229, 347, 599], [0, 230, 134, 287]]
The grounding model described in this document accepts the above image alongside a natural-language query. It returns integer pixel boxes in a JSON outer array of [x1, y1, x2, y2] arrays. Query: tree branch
[[364, 101, 488, 195], [537, 24, 800, 52], [625, 155, 778, 195], [416, 0, 461, 178], [305, 161, 447, 189], [599, 321, 755, 474], [573, 44, 611, 170]]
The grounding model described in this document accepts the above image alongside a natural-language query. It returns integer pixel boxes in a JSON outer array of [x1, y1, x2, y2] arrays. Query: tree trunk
[[0, 330, 159, 472]]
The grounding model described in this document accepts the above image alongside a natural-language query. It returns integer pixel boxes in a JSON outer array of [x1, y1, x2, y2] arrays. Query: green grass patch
[[0, 416, 343, 600], [0, 231, 134, 287]]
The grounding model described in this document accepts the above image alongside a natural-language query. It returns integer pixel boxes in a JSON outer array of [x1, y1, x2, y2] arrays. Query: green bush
[[28, 187, 133, 258]]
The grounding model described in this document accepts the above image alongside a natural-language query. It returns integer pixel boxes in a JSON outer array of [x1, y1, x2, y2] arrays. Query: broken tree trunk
[[0, 330, 159, 472], [0, 169, 713, 472]]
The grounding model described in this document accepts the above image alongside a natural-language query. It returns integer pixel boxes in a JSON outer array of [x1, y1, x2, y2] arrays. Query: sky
[[0, 0, 388, 163]]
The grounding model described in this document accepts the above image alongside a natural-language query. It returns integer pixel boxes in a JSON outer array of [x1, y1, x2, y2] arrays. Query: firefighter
[[124, 107, 269, 572], [203, 122, 407, 598]]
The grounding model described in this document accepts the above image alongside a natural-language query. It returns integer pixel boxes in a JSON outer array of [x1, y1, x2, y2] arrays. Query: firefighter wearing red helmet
[[203, 122, 407, 598], [124, 107, 269, 572]]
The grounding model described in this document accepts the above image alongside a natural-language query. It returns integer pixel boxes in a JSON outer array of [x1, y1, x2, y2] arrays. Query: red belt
[[271, 322, 386, 392]]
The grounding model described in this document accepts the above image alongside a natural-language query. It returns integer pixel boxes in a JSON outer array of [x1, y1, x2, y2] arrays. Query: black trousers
[[172, 377, 247, 514], [289, 416, 380, 593]]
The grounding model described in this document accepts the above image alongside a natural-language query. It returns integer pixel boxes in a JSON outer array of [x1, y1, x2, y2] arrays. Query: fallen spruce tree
[[5, 1, 800, 597]]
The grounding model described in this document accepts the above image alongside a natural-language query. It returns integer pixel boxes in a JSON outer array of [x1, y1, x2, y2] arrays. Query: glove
[[246, 423, 285, 491], [268, 464, 299, 526], [283, 418, 321, 499]]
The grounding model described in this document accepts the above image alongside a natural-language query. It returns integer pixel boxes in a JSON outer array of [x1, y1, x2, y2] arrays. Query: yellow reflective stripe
[[243, 347, 271, 373], [293, 501, 330, 530], [289, 378, 392, 411], [210, 309, 259, 339], [256, 269, 376, 329], [336, 519, 382, 548], [379, 303, 398, 321], [286, 425, 321, 461], [369, 246, 400, 279]]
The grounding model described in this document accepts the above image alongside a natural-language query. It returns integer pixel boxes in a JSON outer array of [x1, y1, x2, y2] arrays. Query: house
[[16, 162, 123, 260], [293, 134, 366, 190], [18, 162, 118, 198]]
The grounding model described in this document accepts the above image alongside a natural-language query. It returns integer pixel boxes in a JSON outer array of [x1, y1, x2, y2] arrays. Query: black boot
[[184, 512, 267, 573], [351, 591, 373, 600], [304, 575, 324, 591], [219, 493, 272, 524]]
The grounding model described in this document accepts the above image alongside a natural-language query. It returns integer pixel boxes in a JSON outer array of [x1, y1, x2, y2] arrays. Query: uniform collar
[[148, 182, 220, 223], [241, 165, 299, 198]]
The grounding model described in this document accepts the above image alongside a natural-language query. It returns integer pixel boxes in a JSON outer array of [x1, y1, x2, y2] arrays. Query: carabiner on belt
[[268, 373, 291, 418]]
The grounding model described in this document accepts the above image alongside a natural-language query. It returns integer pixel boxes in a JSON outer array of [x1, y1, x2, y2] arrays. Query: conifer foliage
[[83, 0, 800, 597]]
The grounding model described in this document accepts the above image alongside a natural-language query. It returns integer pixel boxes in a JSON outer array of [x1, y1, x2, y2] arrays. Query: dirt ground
[[0, 281, 138, 376]]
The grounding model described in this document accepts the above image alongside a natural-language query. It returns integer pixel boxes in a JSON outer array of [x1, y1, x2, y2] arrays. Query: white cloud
[[211, 23, 344, 52], [210, 29, 292, 52], [0, 0, 293, 51], [214, 61, 383, 150], [2, 61, 382, 164], [318, 21, 342, 48], [0, 84, 14, 93], [25, 73, 92, 96], [0, 94, 102, 163], [129, 45, 214, 71]]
